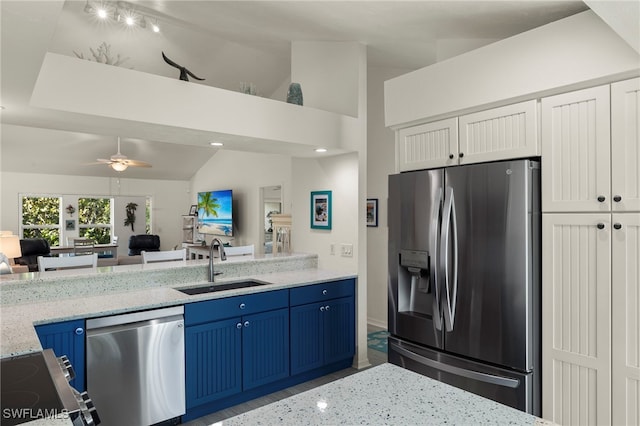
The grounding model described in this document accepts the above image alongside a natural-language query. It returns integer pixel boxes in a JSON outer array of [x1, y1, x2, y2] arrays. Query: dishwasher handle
[[86, 306, 184, 330]]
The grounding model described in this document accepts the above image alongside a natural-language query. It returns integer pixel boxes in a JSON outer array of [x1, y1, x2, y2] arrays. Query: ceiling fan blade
[[96, 158, 113, 164], [124, 159, 152, 168]]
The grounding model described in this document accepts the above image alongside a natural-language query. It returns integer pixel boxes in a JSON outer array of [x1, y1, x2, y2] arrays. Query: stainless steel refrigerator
[[387, 158, 541, 415]]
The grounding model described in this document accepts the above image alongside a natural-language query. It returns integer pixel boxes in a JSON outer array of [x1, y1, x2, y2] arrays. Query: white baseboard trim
[[367, 317, 387, 330]]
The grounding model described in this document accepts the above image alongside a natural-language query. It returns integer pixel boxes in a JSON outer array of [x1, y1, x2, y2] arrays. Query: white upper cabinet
[[541, 85, 611, 212], [611, 78, 640, 212], [397, 118, 458, 171], [397, 100, 538, 172], [458, 100, 538, 165]]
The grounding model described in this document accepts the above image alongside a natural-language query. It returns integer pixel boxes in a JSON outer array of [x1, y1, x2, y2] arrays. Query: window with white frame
[[20, 195, 62, 246], [78, 197, 112, 244]]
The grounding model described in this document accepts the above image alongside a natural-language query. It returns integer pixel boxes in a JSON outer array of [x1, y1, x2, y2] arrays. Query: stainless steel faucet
[[208, 238, 227, 282]]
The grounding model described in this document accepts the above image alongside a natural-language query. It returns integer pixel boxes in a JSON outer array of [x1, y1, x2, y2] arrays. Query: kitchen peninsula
[[221, 363, 554, 425], [0, 253, 353, 357], [0, 253, 358, 424]]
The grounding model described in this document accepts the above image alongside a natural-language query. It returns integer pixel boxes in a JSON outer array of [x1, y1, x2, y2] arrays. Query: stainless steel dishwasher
[[86, 306, 185, 426]]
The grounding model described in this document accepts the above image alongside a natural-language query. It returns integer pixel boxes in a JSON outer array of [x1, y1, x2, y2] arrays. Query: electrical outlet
[[330, 243, 335, 255], [341, 243, 353, 257]]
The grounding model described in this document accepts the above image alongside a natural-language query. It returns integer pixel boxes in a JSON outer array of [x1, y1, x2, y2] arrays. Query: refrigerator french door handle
[[431, 187, 443, 331], [389, 341, 520, 388], [441, 186, 458, 332]]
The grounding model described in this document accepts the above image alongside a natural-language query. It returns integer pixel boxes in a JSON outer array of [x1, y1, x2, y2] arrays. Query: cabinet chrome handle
[[597, 196, 605, 202], [613, 223, 622, 230], [320, 306, 325, 312], [239, 303, 246, 310], [322, 289, 327, 295], [244, 321, 250, 328], [74, 327, 84, 336], [613, 195, 622, 202], [325, 305, 330, 311], [597, 223, 605, 230], [449, 154, 454, 159], [236, 322, 243, 329]]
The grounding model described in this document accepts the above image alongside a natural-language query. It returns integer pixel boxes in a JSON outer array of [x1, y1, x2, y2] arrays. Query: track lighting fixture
[[83, 0, 160, 33]]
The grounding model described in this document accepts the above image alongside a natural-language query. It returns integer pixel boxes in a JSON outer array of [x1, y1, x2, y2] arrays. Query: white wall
[[291, 42, 361, 117], [189, 150, 292, 248], [366, 66, 413, 328], [291, 153, 359, 272], [0, 172, 189, 251], [385, 10, 640, 128]]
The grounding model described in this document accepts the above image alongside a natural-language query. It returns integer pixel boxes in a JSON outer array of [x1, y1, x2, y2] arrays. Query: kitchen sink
[[177, 280, 270, 295]]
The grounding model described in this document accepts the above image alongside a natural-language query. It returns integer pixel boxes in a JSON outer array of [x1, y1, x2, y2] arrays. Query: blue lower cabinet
[[185, 317, 242, 407], [35, 319, 86, 391], [290, 296, 355, 375], [323, 296, 356, 365], [184, 282, 354, 420], [185, 290, 291, 415], [290, 302, 324, 375], [242, 308, 290, 390], [185, 308, 290, 409]]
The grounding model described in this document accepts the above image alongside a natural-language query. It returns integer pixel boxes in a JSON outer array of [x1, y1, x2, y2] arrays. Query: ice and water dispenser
[[397, 249, 431, 315]]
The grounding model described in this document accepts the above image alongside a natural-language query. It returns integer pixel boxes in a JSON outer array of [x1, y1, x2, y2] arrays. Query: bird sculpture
[[161, 51, 205, 82]]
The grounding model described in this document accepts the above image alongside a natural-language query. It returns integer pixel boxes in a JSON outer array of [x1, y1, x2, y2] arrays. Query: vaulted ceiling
[[0, 1, 599, 180]]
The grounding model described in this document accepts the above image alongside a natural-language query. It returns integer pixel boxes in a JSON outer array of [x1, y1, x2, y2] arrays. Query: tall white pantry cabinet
[[541, 78, 640, 426]]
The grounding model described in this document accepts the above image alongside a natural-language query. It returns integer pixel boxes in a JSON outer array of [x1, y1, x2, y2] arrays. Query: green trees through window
[[78, 198, 111, 244], [21, 196, 61, 246]]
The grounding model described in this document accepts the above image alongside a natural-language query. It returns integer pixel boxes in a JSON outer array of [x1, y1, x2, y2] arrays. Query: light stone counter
[[221, 363, 555, 426], [0, 253, 356, 358]]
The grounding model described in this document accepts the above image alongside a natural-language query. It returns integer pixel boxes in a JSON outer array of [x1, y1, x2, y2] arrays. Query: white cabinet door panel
[[397, 118, 458, 171], [458, 100, 538, 164], [611, 78, 640, 212], [542, 213, 611, 426], [612, 213, 640, 426], [541, 86, 611, 213]]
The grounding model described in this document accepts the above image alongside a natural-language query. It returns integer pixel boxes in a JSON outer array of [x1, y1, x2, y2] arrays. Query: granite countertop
[[0, 253, 356, 358], [221, 363, 554, 425]]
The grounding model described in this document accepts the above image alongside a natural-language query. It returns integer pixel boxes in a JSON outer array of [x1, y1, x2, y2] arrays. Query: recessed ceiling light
[[210, 142, 224, 147], [315, 148, 327, 153], [97, 7, 108, 19]]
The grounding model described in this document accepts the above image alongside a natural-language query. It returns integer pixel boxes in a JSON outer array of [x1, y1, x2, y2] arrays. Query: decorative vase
[[286, 82, 303, 106]]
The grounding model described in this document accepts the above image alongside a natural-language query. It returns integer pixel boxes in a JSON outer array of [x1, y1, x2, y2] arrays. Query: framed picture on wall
[[188, 204, 197, 216], [366, 198, 378, 227], [65, 220, 75, 231], [310, 190, 332, 230]]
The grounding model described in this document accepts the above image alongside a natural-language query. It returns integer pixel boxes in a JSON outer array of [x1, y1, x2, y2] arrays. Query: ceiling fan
[[97, 137, 152, 172]]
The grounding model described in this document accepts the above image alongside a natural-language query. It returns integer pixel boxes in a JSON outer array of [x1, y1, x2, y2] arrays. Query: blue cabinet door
[[324, 296, 355, 365], [35, 319, 85, 391], [290, 295, 355, 375], [290, 302, 324, 375], [242, 308, 290, 390], [185, 317, 242, 408]]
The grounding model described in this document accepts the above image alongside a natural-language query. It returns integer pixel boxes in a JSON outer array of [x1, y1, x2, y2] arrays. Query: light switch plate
[[341, 243, 353, 257]]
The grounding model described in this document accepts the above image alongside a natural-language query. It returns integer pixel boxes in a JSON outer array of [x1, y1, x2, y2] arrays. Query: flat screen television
[[197, 189, 233, 237]]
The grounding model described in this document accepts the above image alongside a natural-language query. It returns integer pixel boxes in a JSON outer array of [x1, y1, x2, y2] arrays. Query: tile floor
[[184, 324, 387, 426]]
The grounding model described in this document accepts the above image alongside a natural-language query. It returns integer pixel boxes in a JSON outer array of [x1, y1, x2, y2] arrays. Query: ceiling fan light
[[111, 162, 128, 172], [97, 7, 108, 19]]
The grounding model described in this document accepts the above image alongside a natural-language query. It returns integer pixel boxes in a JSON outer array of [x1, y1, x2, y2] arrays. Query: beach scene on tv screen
[[198, 189, 233, 236]]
